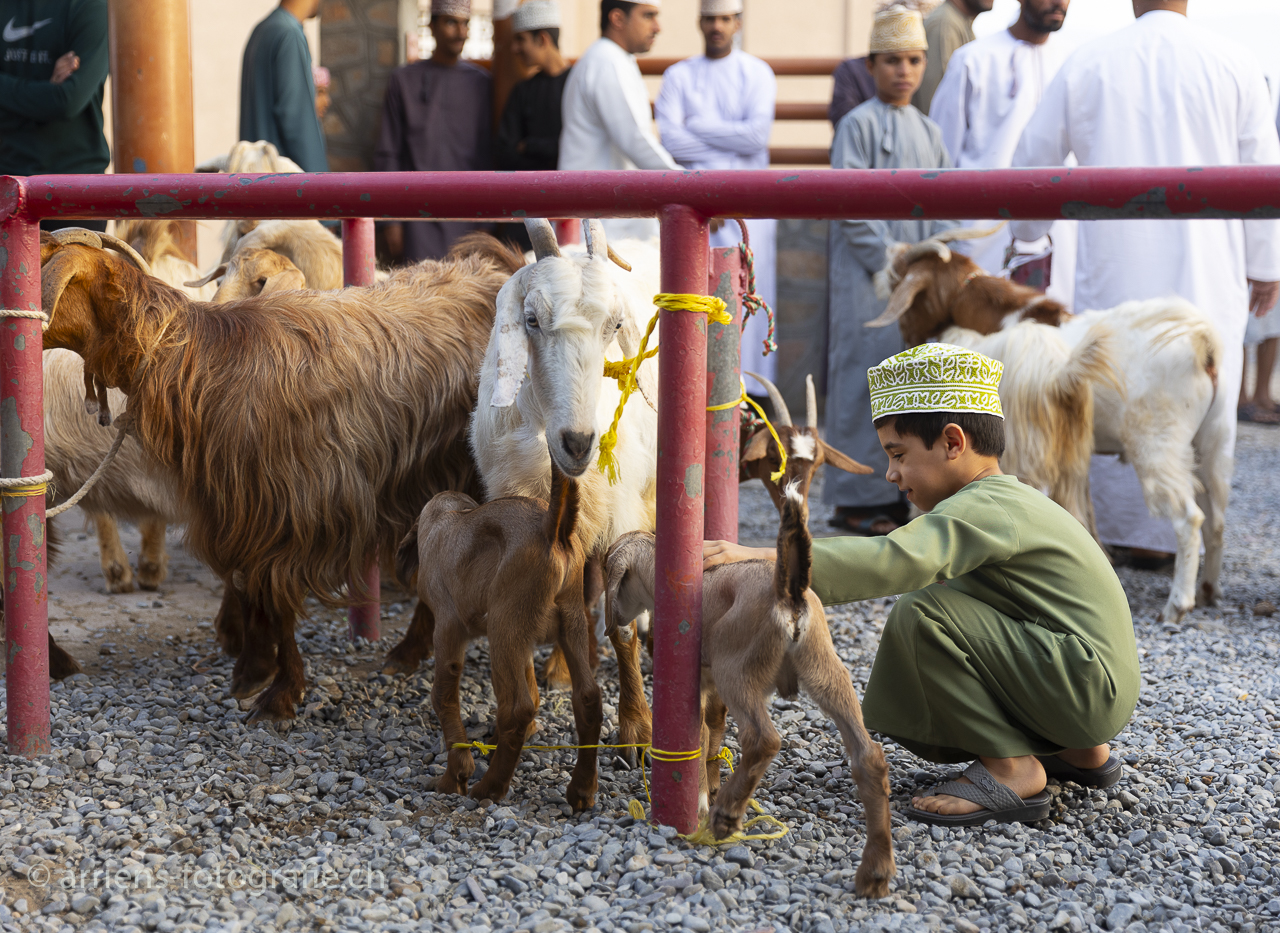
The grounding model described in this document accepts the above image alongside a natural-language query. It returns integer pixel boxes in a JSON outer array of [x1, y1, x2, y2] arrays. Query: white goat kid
[[1061, 300, 1229, 624], [471, 217, 658, 756]]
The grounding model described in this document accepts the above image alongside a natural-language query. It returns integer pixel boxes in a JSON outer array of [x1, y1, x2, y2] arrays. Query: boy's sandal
[[1037, 753, 1123, 789], [904, 761, 1051, 827], [829, 513, 898, 537]]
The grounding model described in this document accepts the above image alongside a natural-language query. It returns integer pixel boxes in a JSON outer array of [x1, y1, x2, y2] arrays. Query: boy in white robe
[[654, 0, 778, 381], [928, 0, 1076, 310], [1011, 0, 1280, 558], [559, 0, 678, 242]]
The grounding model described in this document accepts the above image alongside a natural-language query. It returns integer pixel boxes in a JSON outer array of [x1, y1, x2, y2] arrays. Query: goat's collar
[[961, 270, 984, 288]]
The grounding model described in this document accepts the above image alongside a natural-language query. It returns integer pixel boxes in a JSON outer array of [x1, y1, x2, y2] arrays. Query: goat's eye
[[614, 321, 622, 331], [525, 315, 540, 329]]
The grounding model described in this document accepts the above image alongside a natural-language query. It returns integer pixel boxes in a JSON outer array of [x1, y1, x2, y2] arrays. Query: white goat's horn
[[583, 219, 608, 263], [185, 264, 227, 289], [524, 218, 561, 261], [606, 245, 631, 272], [50, 227, 102, 249], [902, 239, 952, 266], [805, 374, 817, 429], [97, 232, 154, 276], [933, 221, 1008, 244], [745, 371, 792, 428]]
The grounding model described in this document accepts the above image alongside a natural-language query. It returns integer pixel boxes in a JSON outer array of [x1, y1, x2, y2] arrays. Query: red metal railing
[[4, 167, 1280, 832]]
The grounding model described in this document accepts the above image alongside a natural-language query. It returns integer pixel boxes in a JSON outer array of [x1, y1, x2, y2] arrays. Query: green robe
[[812, 474, 1140, 763]]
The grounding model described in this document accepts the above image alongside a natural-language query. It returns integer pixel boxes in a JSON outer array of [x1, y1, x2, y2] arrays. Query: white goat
[[471, 217, 659, 755], [1059, 300, 1229, 624], [939, 321, 1120, 539]]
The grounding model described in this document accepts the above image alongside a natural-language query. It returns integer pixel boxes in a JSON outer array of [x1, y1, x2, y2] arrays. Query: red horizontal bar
[[4, 166, 1280, 223]]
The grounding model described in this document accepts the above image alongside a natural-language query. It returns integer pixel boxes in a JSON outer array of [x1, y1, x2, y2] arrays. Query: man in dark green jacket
[[0, 0, 109, 230], [239, 0, 328, 174]]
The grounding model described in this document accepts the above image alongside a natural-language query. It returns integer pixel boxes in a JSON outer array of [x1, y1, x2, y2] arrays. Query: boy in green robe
[[705, 344, 1141, 826]]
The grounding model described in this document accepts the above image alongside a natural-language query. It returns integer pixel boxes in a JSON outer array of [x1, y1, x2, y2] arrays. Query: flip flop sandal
[[904, 760, 1051, 827], [829, 513, 898, 537], [1037, 753, 1123, 789], [1238, 403, 1280, 425]]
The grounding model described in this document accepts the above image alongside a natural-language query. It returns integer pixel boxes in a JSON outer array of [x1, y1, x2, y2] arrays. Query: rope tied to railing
[[735, 219, 777, 358], [597, 293, 730, 485], [708, 378, 787, 483]]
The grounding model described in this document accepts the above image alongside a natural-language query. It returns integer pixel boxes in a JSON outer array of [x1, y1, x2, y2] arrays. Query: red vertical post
[[342, 218, 380, 642], [704, 247, 743, 543], [652, 205, 709, 832], [0, 189, 50, 757]]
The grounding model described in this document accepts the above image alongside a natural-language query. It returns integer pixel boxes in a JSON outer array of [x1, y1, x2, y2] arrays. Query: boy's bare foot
[[912, 755, 1046, 816]]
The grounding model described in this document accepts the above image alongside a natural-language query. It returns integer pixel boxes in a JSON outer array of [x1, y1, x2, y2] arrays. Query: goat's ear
[[491, 272, 531, 408], [41, 249, 88, 329], [742, 429, 773, 462], [184, 263, 227, 289], [866, 267, 931, 330], [820, 440, 875, 475], [260, 269, 306, 294]]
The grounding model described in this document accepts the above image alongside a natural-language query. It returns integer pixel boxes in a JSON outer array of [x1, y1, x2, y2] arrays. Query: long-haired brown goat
[[605, 484, 894, 898], [397, 462, 601, 809], [39, 229, 521, 721]]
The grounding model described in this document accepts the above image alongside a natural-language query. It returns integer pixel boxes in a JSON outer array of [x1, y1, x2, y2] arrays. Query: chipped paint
[[13, 334, 22, 350], [684, 462, 702, 498], [34, 570, 43, 596], [678, 619, 690, 635], [26, 511, 41, 549], [136, 193, 187, 216], [0, 245, 7, 273], [1, 395, 33, 472]]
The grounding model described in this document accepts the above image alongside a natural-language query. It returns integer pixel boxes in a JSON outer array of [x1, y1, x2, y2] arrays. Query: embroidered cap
[[868, 344, 1004, 421], [869, 5, 928, 54], [700, 0, 743, 14], [430, 0, 471, 18], [876, 0, 942, 13], [513, 0, 560, 32]]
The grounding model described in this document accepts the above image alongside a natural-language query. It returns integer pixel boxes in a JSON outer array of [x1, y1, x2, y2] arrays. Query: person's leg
[[1256, 337, 1278, 410]]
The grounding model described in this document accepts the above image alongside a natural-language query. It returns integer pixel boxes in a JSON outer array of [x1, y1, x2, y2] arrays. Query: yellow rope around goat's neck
[[596, 293, 731, 486], [707, 379, 787, 484], [452, 739, 788, 846]]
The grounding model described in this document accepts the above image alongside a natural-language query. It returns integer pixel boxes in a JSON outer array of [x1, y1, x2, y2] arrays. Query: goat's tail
[[543, 463, 580, 550], [1055, 323, 1123, 405], [774, 480, 813, 620], [394, 529, 420, 589]]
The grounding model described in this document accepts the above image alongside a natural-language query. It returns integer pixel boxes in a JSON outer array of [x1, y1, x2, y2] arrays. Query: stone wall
[[320, 0, 400, 172], [774, 219, 831, 416]]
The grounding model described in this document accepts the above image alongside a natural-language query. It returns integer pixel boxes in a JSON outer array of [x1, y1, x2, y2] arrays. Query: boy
[[706, 344, 1140, 826], [496, 0, 570, 173], [826, 4, 958, 538]]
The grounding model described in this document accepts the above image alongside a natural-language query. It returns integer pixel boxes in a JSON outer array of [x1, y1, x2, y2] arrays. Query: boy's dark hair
[[535, 27, 561, 48], [601, 0, 637, 33], [873, 411, 1006, 458]]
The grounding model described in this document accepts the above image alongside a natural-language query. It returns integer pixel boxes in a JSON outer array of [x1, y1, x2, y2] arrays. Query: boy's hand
[[51, 51, 79, 85], [703, 540, 776, 570]]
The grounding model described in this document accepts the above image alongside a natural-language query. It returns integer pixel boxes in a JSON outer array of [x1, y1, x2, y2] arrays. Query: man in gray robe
[[375, 0, 492, 262], [825, 7, 958, 534]]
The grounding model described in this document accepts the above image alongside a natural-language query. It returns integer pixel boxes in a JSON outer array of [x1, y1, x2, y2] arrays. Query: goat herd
[[22, 154, 1227, 899]]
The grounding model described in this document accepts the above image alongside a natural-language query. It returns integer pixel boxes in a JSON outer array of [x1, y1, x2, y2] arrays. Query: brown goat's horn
[[524, 218, 561, 261], [97, 233, 153, 276], [933, 222, 1008, 244], [805, 374, 818, 429], [745, 371, 792, 428]]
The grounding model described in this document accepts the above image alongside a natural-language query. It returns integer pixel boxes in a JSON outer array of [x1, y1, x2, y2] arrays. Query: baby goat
[[604, 487, 893, 898], [396, 464, 602, 810]]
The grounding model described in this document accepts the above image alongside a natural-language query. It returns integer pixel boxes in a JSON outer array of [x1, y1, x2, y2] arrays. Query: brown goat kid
[[398, 464, 601, 809], [605, 484, 893, 897], [39, 232, 521, 721], [868, 240, 1068, 346], [740, 372, 872, 512]]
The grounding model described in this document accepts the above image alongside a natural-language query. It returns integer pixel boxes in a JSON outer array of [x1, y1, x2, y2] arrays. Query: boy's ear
[[942, 423, 968, 461]]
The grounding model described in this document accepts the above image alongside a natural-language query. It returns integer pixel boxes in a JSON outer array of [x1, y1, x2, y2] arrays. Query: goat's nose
[[561, 430, 595, 462]]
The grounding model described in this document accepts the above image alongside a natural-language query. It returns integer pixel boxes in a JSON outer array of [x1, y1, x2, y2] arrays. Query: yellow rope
[[707, 379, 787, 483], [596, 293, 730, 486], [0, 479, 50, 499], [451, 739, 789, 846]]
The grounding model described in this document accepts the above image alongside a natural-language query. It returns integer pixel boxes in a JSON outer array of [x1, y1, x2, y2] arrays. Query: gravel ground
[[1, 424, 1279, 933]]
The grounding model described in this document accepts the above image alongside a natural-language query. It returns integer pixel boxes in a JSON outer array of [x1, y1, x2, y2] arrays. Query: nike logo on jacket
[[3, 16, 52, 41]]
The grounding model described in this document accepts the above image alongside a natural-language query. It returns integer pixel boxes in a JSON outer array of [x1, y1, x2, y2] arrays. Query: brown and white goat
[[868, 234, 1068, 347], [605, 485, 893, 897], [39, 230, 519, 720], [397, 463, 601, 808], [740, 372, 873, 512]]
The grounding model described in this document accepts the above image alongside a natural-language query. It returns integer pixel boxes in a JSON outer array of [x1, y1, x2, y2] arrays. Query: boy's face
[[877, 420, 969, 512], [866, 50, 927, 106], [513, 30, 550, 70]]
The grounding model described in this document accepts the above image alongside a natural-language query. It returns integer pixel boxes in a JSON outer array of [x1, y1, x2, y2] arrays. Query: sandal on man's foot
[[904, 761, 1051, 827], [1238, 403, 1280, 424], [828, 507, 903, 537], [1037, 753, 1123, 789]]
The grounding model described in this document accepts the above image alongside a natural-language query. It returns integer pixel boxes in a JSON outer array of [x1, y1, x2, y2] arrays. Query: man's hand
[[703, 540, 775, 571], [384, 223, 404, 261], [1249, 279, 1280, 318], [51, 51, 79, 85], [708, 218, 725, 235]]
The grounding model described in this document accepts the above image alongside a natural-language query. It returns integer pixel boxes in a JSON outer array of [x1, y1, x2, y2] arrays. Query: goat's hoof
[[381, 651, 424, 676], [230, 668, 277, 700], [1157, 602, 1191, 625], [709, 807, 742, 842], [853, 854, 895, 899], [103, 563, 135, 594], [436, 773, 464, 797], [1196, 582, 1222, 608], [245, 686, 298, 724], [469, 780, 508, 805], [565, 781, 597, 812], [136, 560, 168, 591]]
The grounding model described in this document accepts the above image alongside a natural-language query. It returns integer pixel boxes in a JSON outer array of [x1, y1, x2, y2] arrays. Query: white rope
[[46, 415, 132, 517], [3, 308, 50, 330]]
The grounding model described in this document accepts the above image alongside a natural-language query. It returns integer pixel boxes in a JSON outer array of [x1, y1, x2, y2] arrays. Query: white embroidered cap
[[513, 0, 560, 32], [700, 0, 743, 14], [430, 0, 471, 18], [869, 5, 928, 53]]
